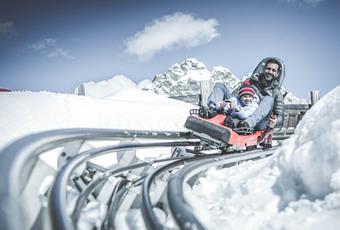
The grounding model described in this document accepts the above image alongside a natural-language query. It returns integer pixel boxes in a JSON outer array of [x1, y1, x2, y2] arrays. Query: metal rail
[[102, 178, 131, 230], [0, 127, 282, 230], [51, 141, 200, 230], [0, 128, 197, 230], [76, 154, 192, 229], [167, 149, 275, 229], [63, 149, 191, 228], [141, 152, 223, 230], [273, 129, 295, 140]]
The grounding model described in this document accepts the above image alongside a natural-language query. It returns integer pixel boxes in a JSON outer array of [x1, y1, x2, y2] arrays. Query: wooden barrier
[[310, 90, 320, 105], [282, 104, 310, 129]]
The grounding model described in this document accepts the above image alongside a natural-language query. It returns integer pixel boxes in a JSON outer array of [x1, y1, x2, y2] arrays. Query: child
[[218, 85, 259, 129]]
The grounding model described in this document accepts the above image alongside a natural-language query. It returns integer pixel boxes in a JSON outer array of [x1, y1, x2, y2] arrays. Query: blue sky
[[1, 0, 339, 99]]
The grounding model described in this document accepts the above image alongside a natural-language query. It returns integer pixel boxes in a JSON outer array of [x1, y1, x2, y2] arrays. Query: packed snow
[[0, 72, 339, 229]]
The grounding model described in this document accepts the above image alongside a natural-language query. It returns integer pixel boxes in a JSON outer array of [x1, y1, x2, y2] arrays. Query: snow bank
[[74, 75, 137, 98], [187, 157, 280, 230], [276, 85, 340, 201], [189, 85, 340, 230], [0, 88, 195, 151]]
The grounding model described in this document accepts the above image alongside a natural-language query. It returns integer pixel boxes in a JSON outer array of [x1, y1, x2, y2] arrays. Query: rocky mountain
[[143, 58, 239, 97]]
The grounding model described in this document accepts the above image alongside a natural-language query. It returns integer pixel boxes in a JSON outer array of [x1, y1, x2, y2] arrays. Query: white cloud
[[281, 0, 325, 7], [27, 38, 75, 60], [47, 48, 75, 60], [125, 12, 219, 60], [28, 38, 57, 50], [0, 21, 14, 37]]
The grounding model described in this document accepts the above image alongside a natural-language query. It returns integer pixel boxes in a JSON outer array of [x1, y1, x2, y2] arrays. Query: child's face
[[240, 94, 253, 105]]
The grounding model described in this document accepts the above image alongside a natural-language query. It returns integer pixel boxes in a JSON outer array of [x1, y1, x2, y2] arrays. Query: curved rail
[[0, 128, 196, 230], [50, 140, 199, 230], [167, 149, 275, 229], [72, 155, 189, 228], [50, 140, 197, 229], [102, 178, 129, 230], [141, 152, 223, 230]]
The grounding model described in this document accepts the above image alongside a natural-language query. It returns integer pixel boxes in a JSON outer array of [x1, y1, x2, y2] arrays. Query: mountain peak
[[147, 58, 236, 97]]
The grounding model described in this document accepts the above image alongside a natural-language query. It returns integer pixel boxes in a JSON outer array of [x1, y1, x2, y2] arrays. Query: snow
[[0, 86, 195, 151], [74, 75, 137, 98], [276, 86, 340, 200], [136, 79, 152, 89], [1, 71, 340, 229]]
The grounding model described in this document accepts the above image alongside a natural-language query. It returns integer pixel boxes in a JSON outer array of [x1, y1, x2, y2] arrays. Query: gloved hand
[[230, 102, 240, 112], [267, 114, 277, 128], [219, 101, 231, 109]]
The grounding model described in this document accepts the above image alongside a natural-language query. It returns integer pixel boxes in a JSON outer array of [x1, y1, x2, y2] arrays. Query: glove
[[267, 114, 277, 128], [220, 101, 231, 109], [230, 102, 240, 112]]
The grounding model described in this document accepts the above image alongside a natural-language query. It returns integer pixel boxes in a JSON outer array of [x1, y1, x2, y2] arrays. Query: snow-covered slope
[[189, 85, 340, 230], [0, 88, 195, 151]]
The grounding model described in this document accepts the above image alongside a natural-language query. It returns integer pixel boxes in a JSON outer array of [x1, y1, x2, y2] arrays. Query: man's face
[[263, 63, 280, 80], [240, 94, 253, 105]]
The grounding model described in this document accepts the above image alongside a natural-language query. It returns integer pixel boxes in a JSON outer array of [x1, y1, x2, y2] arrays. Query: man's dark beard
[[259, 72, 274, 87]]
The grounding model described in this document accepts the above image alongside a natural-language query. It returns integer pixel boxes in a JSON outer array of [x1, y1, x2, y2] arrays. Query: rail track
[[0, 128, 281, 230]]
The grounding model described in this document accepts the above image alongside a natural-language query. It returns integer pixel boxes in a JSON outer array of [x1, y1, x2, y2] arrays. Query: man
[[207, 58, 284, 130]]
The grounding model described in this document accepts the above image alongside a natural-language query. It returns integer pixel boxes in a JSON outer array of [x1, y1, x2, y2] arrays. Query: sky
[[1, 0, 340, 98]]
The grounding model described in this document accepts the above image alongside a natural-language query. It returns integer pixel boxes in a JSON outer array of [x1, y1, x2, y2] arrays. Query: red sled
[[184, 111, 271, 151]]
